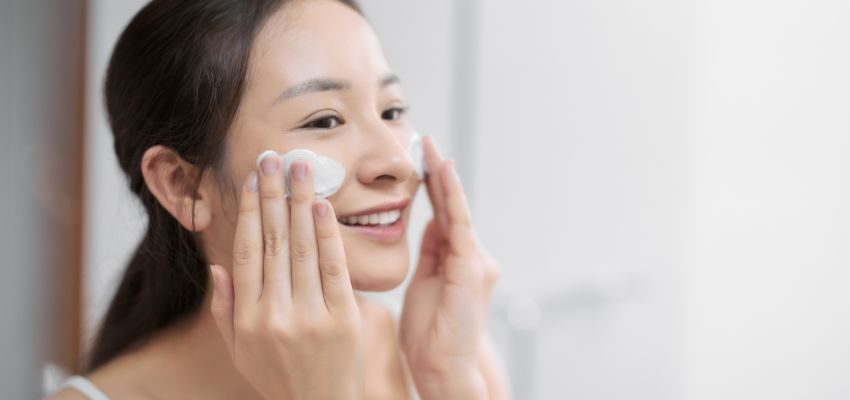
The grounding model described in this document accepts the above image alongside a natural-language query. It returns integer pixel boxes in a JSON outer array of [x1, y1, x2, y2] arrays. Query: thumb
[[209, 264, 235, 355], [413, 219, 443, 280]]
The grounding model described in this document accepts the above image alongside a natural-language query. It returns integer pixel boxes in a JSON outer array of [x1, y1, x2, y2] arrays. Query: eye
[[381, 106, 407, 121], [301, 115, 343, 129]]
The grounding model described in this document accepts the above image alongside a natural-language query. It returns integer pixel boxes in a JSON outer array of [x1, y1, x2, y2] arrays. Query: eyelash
[[381, 106, 408, 121], [299, 107, 408, 130], [302, 114, 343, 129]]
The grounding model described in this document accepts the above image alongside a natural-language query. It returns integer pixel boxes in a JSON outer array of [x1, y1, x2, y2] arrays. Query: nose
[[354, 126, 415, 187]]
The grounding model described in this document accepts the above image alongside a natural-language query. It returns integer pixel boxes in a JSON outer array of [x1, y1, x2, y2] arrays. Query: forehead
[[247, 0, 390, 95]]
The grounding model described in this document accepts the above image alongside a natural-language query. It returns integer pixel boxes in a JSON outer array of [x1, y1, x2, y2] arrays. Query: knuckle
[[263, 230, 288, 257], [263, 317, 292, 339], [238, 196, 258, 213], [480, 252, 501, 283], [334, 314, 361, 338], [260, 185, 284, 199], [316, 224, 337, 240], [233, 239, 257, 267], [235, 318, 259, 338], [242, 315, 296, 343], [290, 237, 314, 262], [484, 261, 501, 285], [297, 317, 330, 340], [458, 214, 473, 228], [449, 204, 473, 227], [320, 260, 345, 277], [445, 262, 475, 285], [289, 190, 311, 204]]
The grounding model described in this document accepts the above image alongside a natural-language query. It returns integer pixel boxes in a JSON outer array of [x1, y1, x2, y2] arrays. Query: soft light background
[[4, 0, 848, 398]]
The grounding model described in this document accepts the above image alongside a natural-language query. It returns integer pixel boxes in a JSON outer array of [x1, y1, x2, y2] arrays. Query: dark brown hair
[[88, 0, 361, 372]]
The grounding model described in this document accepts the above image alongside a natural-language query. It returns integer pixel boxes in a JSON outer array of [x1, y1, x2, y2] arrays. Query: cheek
[[204, 190, 241, 263], [342, 232, 410, 291]]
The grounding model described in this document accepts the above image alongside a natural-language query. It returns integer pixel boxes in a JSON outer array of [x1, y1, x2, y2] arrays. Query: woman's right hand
[[208, 154, 364, 400]]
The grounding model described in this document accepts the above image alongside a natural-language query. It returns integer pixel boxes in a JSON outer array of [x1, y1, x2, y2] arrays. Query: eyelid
[[294, 103, 408, 130], [298, 108, 338, 124], [383, 105, 408, 120], [298, 111, 344, 129], [383, 104, 408, 114]]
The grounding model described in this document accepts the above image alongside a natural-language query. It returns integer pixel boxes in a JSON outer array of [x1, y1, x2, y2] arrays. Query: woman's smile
[[336, 197, 410, 243]]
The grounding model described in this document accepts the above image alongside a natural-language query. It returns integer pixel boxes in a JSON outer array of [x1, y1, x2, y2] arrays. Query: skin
[[50, 1, 509, 399]]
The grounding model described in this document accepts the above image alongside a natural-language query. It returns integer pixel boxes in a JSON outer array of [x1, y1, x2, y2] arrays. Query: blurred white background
[[5, 0, 846, 398]]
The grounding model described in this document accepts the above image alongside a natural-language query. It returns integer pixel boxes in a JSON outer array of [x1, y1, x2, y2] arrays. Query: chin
[[345, 239, 410, 292]]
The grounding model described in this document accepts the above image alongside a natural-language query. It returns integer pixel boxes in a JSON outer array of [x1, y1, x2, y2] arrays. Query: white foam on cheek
[[255, 149, 346, 199], [407, 131, 426, 180]]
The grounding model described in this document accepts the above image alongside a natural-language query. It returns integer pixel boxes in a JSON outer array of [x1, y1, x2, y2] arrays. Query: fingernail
[[291, 161, 307, 181], [314, 201, 328, 217], [260, 154, 279, 176], [245, 172, 258, 192]]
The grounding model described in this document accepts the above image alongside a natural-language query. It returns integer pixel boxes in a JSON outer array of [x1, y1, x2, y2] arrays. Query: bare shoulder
[[55, 351, 156, 400], [43, 368, 143, 400], [44, 388, 88, 400]]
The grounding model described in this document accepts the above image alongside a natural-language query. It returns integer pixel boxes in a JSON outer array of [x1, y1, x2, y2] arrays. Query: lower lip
[[339, 217, 405, 243]]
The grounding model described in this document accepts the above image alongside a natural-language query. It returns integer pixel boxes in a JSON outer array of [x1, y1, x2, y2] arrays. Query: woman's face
[[209, 0, 419, 291]]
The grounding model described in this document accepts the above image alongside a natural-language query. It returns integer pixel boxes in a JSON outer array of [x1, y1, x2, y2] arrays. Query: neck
[[128, 287, 261, 399]]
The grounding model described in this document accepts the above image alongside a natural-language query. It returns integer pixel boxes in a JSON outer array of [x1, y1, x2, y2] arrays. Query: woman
[[51, 0, 508, 398]]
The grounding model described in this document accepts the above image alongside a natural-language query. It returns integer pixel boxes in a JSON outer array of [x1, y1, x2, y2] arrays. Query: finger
[[232, 172, 263, 313], [257, 152, 291, 305], [413, 218, 443, 279], [313, 200, 356, 313], [288, 161, 323, 309], [439, 160, 477, 257], [423, 135, 450, 234], [209, 264, 235, 355]]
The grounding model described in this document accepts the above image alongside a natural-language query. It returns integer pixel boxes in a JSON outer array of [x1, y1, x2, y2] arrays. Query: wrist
[[413, 365, 488, 400]]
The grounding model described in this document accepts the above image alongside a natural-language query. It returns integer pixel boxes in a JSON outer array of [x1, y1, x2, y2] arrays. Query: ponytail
[[87, 200, 205, 371]]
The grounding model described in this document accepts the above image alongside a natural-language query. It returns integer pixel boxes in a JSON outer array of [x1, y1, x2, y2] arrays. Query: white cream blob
[[255, 134, 425, 199], [255, 149, 346, 199], [407, 131, 426, 180]]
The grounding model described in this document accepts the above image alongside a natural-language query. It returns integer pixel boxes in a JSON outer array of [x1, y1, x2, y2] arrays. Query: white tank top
[[59, 375, 109, 400]]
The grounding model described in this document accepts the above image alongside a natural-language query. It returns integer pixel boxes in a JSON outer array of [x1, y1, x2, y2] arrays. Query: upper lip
[[337, 198, 410, 218]]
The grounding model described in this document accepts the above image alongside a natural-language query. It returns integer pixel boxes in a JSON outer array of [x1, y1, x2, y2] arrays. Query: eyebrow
[[272, 73, 400, 105]]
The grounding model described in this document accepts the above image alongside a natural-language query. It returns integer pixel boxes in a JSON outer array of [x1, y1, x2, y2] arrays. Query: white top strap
[[61, 375, 110, 400]]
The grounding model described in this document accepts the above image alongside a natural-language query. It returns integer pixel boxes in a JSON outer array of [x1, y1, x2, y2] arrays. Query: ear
[[141, 145, 213, 232]]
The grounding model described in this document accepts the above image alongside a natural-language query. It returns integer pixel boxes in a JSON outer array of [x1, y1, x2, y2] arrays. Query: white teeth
[[379, 211, 398, 224], [338, 209, 402, 226]]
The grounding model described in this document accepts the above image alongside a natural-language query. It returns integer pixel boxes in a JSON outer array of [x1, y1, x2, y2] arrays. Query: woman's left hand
[[400, 135, 501, 400]]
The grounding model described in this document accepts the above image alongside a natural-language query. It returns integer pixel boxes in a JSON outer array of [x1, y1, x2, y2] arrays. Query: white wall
[[471, 1, 690, 398], [684, 0, 850, 398]]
